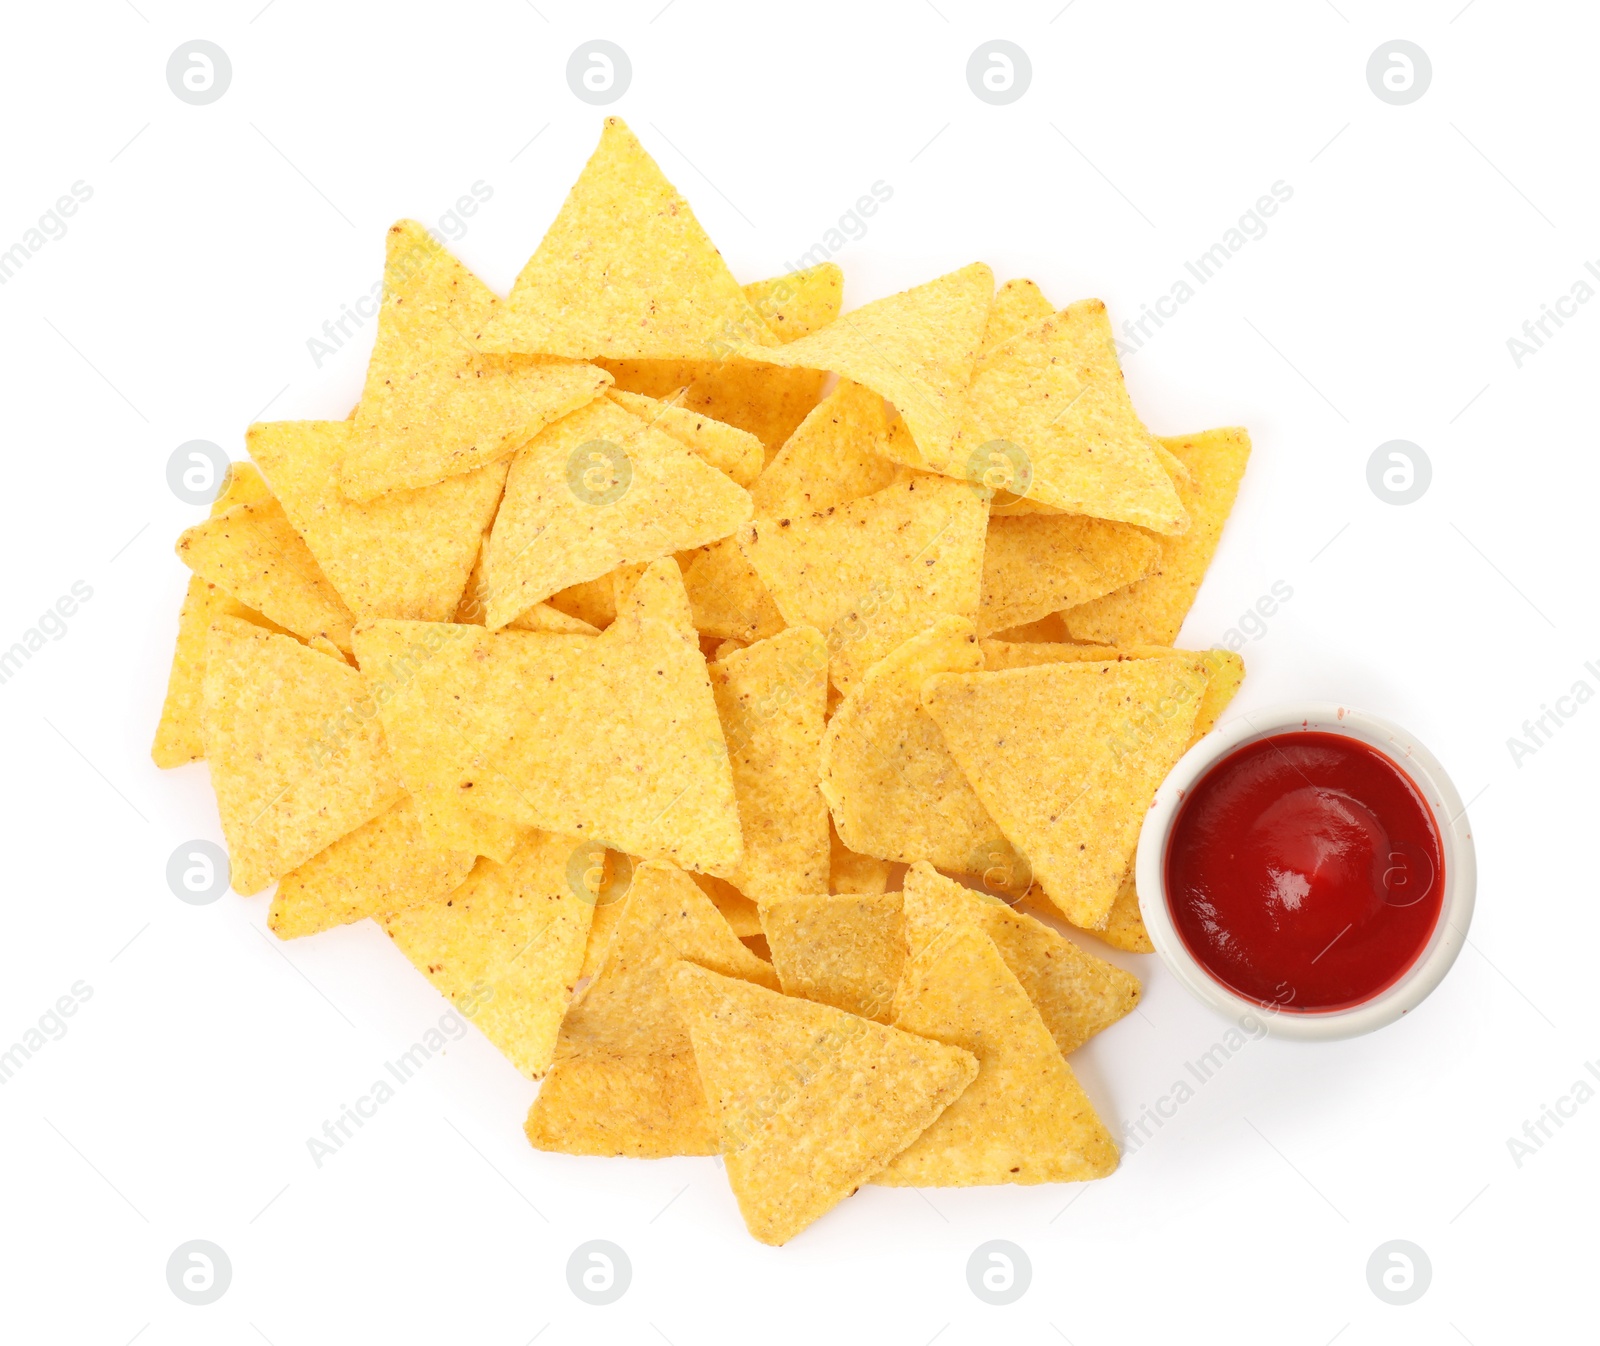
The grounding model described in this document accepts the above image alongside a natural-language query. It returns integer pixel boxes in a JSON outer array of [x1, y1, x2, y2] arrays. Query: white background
[[0, 1, 1594, 1342]]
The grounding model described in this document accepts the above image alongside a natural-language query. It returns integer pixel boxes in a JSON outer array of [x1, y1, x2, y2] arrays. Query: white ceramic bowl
[[1136, 703, 1476, 1041]]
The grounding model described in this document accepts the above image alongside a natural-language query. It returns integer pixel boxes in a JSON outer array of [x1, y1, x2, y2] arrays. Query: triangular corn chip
[[355, 561, 743, 872], [922, 660, 1202, 929], [820, 617, 1015, 873], [250, 419, 508, 623], [952, 301, 1188, 532], [454, 528, 600, 633], [760, 892, 905, 1022], [382, 830, 596, 1078], [152, 575, 262, 767], [342, 220, 611, 499], [978, 278, 1055, 359], [606, 389, 763, 487], [479, 119, 776, 361], [668, 961, 977, 1244], [546, 574, 618, 629], [525, 862, 777, 1157], [526, 1053, 719, 1158], [213, 460, 272, 512], [268, 796, 475, 939], [992, 643, 1244, 953], [734, 263, 993, 469], [752, 381, 901, 515], [977, 514, 1160, 637], [683, 540, 785, 643], [738, 473, 988, 692], [485, 397, 751, 627], [707, 627, 830, 900], [877, 865, 1118, 1186], [1064, 427, 1252, 645], [201, 617, 402, 894], [177, 499, 356, 652]]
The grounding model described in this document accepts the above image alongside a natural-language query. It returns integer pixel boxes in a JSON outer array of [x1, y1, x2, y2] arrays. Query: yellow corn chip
[[343, 220, 611, 499], [752, 381, 901, 516], [978, 514, 1160, 637], [356, 561, 744, 872], [606, 389, 763, 487], [250, 419, 508, 623], [526, 861, 776, 1156], [820, 617, 1015, 873], [734, 263, 993, 470], [708, 627, 830, 901], [177, 499, 356, 652], [760, 891, 905, 1023], [455, 529, 600, 633], [829, 818, 895, 895], [738, 473, 988, 692], [745, 264, 845, 342], [152, 575, 258, 767], [201, 617, 402, 894], [412, 790, 527, 864], [382, 830, 596, 1078], [668, 961, 977, 1244], [1064, 427, 1252, 645], [986, 612, 1070, 643], [480, 119, 777, 361], [694, 873, 764, 939], [268, 796, 475, 939], [979, 278, 1054, 358], [683, 538, 786, 642], [952, 301, 1188, 532], [485, 397, 751, 627], [877, 865, 1117, 1186], [526, 1053, 718, 1158], [922, 660, 1202, 929]]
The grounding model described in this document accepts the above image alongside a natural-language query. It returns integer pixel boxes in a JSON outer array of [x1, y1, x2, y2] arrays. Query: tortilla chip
[[250, 419, 508, 623], [820, 616, 1014, 873], [977, 514, 1160, 637], [708, 627, 830, 900], [986, 612, 1070, 643], [760, 891, 905, 1022], [201, 617, 402, 894], [456, 529, 600, 633], [525, 861, 777, 1156], [979, 278, 1054, 358], [734, 263, 993, 470], [342, 221, 610, 499], [683, 539, 785, 642], [694, 873, 764, 939], [526, 1053, 718, 1158], [268, 796, 475, 939], [485, 397, 751, 627], [356, 561, 744, 872], [152, 575, 259, 766], [876, 865, 1118, 1186], [607, 390, 763, 487], [738, 473, 988, 692], [922, 659, 1203, 929], [951, 301, 1188, 532], [479, 119, 777, 361], [752, 381, 901, 516], [668, 961, 977, 1244], [829, 818, 895, 895], [382, 830, 596, 1078], [177, 499, 356, 652], [1064, 427, 1252, 645], [412, 790, 528, 863]]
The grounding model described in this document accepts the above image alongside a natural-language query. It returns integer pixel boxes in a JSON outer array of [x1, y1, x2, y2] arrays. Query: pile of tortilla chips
[[153, 118, 1252, 1245]]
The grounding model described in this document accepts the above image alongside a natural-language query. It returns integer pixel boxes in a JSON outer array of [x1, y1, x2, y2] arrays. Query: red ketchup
[[1164, 731, 1444, 1013]]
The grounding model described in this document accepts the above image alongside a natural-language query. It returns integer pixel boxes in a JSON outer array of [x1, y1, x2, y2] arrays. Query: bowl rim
[[1135, 702, 1477, 1041]]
